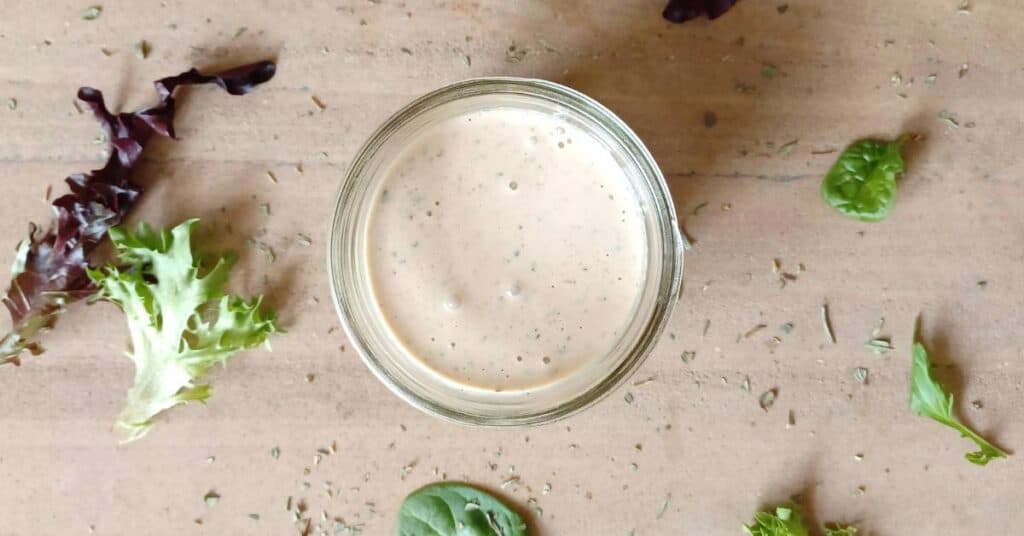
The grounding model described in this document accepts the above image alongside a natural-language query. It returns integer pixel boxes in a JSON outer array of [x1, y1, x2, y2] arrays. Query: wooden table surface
[[2, 1, 1022, 534]]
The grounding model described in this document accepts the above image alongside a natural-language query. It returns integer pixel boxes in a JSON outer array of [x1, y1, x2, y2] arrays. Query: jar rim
[[328, 77, 684, 427]]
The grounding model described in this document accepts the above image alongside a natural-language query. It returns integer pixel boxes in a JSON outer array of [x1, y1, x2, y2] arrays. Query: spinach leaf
[[821, 136, 906, 222], [396, 483, 527, 536], [910, 342, 1009, 465]]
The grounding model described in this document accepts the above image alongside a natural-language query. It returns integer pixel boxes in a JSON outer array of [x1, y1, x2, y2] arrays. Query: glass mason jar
[[328, 78, 684, 426]]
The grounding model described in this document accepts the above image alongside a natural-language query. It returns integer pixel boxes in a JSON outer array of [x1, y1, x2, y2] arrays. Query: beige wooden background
[[1, 1, 1022, 534]]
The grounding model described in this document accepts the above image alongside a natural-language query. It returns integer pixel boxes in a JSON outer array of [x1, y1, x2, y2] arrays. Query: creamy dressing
[[366, 105, 647, 392]]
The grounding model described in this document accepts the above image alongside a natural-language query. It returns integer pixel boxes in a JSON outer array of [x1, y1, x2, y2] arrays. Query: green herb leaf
[[823, 525, 858, 536], [910, 342, 1009, 465], [396, 483, 527, 536], [743, 504, 809, 536], [88, 220, 279, 442], [821, 137, 906, 222]]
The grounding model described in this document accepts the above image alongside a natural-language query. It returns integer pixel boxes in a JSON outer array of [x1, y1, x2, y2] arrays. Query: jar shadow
[[513, 3, 835, 241]]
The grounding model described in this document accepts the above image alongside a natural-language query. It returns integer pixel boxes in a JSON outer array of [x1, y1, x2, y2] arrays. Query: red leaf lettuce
[[0, 61, 276, 365], [663, 0, 738, 22]]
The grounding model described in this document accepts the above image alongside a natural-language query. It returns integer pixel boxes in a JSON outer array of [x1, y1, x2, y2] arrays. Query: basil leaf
[[396, 483, 527, 536], [910, 342, 1009, 465], [821, 137, 906, 222]]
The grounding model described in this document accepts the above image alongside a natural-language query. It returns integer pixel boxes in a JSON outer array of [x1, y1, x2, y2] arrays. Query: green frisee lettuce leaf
[[88, 219, 278, 442], [823, 526, 858, 536], [743, 504, 809, 536], [744, 504, 859, 536], [910, 342, 1008, 465]]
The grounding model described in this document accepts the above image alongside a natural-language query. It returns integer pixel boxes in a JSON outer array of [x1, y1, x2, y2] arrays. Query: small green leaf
[[910, 342, 1009, 465], [396, 483, 527, 536], [821, 137, 906, 222], [743, 503, 809, 536], [823, 525, 858, 536]]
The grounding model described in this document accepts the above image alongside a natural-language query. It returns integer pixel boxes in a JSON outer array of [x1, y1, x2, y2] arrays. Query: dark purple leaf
[[663, 0, 738, 23], [1, 61, 276, 365]]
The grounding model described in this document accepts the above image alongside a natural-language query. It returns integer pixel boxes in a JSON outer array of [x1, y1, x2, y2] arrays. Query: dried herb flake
[[759, 388, 778, 411], [656, 493, 671, 519], [703, 111, 718, 128], [82, 5, 102, 20], [939, 111, 960, 129], [743, 323, 767, 339], [778, 139, 799, 156], [761, 64, 780, 80], [821, 304, 836, 344], [865, 338, 894, 355], [204, 491, 220, 507], [133, 40, 150, 60]]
